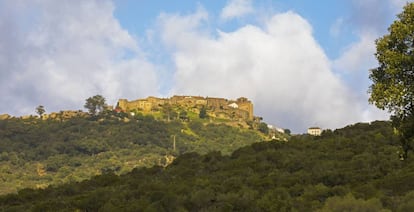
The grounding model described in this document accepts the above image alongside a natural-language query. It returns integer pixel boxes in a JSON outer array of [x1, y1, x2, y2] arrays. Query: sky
[[0, 0, 412, 132]]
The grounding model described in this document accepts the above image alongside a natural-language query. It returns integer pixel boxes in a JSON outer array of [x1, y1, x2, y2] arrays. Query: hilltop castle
[[117, 95, 254, 121]]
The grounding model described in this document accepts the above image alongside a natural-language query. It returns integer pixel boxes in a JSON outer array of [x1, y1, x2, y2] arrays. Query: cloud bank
[[1, 0, 396, 132], [157, 9, 372, 132], [330, 0, 409, 124], [0, 0, 159, 115]]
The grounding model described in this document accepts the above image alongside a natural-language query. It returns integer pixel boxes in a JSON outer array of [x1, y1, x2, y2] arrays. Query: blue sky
[[114, 0, 360, 60], [0, 0, 411, 132]]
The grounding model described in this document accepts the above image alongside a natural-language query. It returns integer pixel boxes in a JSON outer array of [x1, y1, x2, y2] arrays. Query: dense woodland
[[0, 114, 266, 195], [2, 120, 414, 211]]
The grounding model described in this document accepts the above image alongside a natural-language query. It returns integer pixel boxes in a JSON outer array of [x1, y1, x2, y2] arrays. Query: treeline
[[2, 121, 414, 211], [0, 115, 262, 195]]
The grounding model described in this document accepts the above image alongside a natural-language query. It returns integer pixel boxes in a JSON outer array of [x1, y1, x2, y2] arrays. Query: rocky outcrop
[[0, 114, 10, 120]]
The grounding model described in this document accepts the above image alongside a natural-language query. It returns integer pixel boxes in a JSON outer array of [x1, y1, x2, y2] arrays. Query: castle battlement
[[116, 95, 254, 121]]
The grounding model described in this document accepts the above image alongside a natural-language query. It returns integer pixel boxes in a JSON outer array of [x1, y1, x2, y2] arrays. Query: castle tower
[[237, 97, 254, 120], [117, 99, 129, 111]]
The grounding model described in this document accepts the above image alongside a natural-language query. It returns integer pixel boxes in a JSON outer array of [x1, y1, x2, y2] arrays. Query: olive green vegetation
[[369, 2, 414, 159], [0, 113, 264, 195], [2, 121, 414, 211], [84, 95, 106, 116]]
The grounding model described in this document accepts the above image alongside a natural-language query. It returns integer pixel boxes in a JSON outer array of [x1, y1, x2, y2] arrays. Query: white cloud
[[220, 0, 254, 21], [0, 0, 159, 115], [331, 32, 379, 109], [350, 0, 413, 34], [329, 0, 409, 123], [330, 18, 344, 38], [158, 6, 209, 50], [333, 32, 377, 73], [157, 10, 370, 132]]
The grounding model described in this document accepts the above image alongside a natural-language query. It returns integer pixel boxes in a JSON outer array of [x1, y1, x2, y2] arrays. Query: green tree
[[199, 106, 208, 119], [258, 122, 269, 134], [162, 104, 174, 122], [35, 105, 45, 117], [369, 3, 414, 159], [84, 95, 106, 116], [284, 129, 291, 135], [179, 111, 188, 121]]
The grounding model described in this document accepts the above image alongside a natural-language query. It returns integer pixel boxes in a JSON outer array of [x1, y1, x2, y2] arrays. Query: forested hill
[[3, 121, 414, 211], [0, 115, 268, 195]]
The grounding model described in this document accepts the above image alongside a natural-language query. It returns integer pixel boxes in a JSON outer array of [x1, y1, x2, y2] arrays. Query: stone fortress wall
[[117, 95, 254, 121]]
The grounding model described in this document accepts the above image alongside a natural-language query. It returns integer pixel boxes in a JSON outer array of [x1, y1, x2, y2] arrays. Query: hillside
[[2, 121, 414, 211], [0, 113, 276, 195]]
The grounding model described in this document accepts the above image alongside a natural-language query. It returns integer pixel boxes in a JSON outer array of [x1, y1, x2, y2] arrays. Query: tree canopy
[[84, 95, 106, 116], [369, 3, 414, 159], [35, 105, 45, 117]]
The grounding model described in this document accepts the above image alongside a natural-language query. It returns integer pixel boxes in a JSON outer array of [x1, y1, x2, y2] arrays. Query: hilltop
[[1, 95, 286, 138], [0, 102, 286, 195], [117, 95, 254, 122]]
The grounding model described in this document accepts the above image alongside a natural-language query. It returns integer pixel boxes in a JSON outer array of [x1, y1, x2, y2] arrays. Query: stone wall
[[117, 95, 255, 121], [41, 110, 88, 120]]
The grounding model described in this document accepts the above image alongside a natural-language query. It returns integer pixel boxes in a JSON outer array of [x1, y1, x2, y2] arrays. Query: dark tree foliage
[[35, 105, 45, 117], [258, 122, 269, 134], [199, 106, 208, 119], [369, 3, 414, 159], [84, 95, 106, 116], [1, 121, 412, 211], [284, 128, 291, 135]]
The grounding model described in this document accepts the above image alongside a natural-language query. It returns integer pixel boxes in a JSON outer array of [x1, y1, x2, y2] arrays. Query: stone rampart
[[117, 95, 254, 121]]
